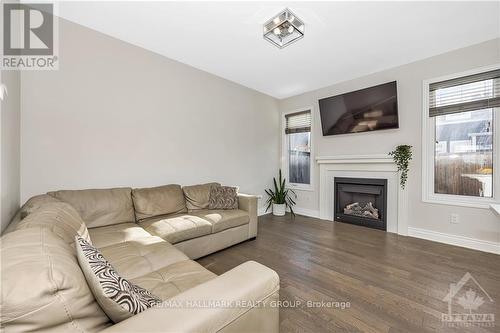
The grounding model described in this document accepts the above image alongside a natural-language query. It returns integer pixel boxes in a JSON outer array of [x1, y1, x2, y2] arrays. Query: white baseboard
[[408, 227, 500, 254], [257, 206, 319, 218], [293, 207, 320, 218], [258, 207, 271, 216]]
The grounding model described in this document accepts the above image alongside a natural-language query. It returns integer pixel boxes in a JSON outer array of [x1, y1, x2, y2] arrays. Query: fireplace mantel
[[316, 154, 393, 164], [316, 154, 408, 235]]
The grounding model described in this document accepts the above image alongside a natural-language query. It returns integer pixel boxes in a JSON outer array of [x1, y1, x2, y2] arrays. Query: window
[[284, 110, 312, 188], [423, 67, 500, 207], [435, 110, 493, 197]]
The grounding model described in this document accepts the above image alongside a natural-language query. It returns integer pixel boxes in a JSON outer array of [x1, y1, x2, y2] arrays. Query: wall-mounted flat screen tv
[[319, 81, 399, 136]]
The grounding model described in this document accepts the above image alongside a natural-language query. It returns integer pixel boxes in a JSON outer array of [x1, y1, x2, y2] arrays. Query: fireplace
[[334, 177, 387, 231]]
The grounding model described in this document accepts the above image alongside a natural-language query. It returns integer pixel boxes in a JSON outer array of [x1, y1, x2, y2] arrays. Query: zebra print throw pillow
[[75, 236, 162, 323], [208, 186, 238, 210]]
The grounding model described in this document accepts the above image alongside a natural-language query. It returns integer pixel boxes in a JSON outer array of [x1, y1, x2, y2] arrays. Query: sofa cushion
[[208, 186, 239, 210], [192, 209, 250, 233], [139, 214, 212, 244], [0, 228, 110, 333], [76, 236, 162, 323], [132, 184, 187, 221], [130, 260, 216, 300], [88, 223, 153, 248], [85, 224, 215, 300], [5, 201, 91, 247], [48, 188, 135, 228], [183, 182, 220, 210], [98, 236, 189, 280]]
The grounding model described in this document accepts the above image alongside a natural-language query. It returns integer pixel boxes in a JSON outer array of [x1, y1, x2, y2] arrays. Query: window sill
[[422, 194, 499, 209]]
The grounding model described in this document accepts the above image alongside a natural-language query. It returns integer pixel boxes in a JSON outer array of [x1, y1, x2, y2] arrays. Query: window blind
[[429, 69, 500, 117], [285, 110, 311, 134]]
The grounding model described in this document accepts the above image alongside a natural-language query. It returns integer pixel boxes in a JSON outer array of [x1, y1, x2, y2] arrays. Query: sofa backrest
[[182, 182, 220, 210], [5, 201, 92, 248], [132, 184, 187, 221], [48, 188, 135, 228], [19, 194, 61, 219], [0, 227, 110, 333]]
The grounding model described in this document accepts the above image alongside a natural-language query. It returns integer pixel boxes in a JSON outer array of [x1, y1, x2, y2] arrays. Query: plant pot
[[272, 203, 286, 216]]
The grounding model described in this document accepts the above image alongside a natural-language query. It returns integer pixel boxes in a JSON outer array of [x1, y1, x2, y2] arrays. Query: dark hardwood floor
[[198, 214, 500, 333]]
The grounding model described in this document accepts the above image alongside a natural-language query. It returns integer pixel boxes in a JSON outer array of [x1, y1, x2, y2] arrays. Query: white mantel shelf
[[316, 154, 393, 164]]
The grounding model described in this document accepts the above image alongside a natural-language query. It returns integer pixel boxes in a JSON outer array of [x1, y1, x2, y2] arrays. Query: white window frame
[[422, 64, 500, 209], [282, 107, 314, 192]]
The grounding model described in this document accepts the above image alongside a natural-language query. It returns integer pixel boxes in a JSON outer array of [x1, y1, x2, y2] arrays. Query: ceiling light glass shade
[[263, 8, 304, 49]]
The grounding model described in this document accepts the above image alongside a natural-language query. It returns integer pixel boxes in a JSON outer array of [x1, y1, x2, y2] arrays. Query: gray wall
[[20, 19, 280, 211], [15, 17, 500, 246], [279, 39, 500, 244], [0, 70, 21, 232]]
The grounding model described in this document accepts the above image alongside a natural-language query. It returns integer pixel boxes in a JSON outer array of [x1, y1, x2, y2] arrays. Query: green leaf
[[389, 145, 413, 189], [265, 169, 297, 212]]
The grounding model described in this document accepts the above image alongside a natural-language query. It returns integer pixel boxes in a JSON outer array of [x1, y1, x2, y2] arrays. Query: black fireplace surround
[[334, 177, 387, 231]]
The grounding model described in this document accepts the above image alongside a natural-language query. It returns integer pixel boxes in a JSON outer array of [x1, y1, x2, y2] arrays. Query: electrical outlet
[[450, 213, 460, 224]]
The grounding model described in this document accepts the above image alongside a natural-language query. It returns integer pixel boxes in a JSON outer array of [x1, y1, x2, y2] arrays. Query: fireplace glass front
[[334, 177, 387, 231]]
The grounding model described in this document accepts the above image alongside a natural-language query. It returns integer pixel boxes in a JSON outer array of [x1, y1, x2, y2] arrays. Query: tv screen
[[319, 81, 399, 136]]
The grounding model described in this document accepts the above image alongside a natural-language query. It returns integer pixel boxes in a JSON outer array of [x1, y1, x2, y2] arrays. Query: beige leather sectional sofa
[[1, 184, 280, 332]]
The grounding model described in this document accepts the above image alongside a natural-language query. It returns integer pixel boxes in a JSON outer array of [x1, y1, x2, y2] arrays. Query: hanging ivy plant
[[389, 145, 413, 189]]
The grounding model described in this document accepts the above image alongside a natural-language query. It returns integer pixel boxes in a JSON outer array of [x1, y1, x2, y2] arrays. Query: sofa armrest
[[99, 261, 280, 333], [237, 194, 258, 238]]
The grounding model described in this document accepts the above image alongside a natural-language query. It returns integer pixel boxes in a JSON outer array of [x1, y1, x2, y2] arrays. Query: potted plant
[[265, 169, 297, 216], [389, 145, 413, 189]]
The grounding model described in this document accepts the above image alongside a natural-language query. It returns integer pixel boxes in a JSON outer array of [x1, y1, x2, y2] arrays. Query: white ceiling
[[56, 1, 500, 99]]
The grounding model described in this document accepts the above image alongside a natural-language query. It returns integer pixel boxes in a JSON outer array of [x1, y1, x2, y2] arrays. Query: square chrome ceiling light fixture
[[263, 8, 304, 49]]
